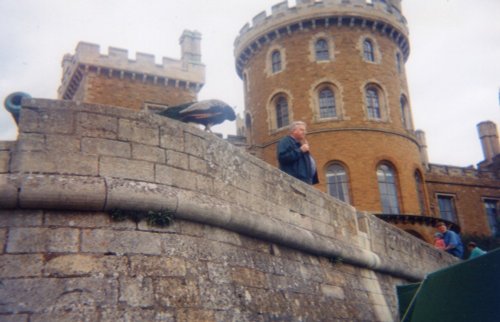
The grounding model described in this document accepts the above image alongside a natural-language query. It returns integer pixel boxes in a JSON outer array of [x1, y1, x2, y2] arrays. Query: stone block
[[11, 151, 98, 175], [131, 143, 166, 163], [44, 254, 128, 277], [160, 121, 185, 151], [44, 211, 110, 228], [321, 284, 346, 299], [165, 150, 189, 169], [119, 276, 155, 307], [0, 254, 44, 278], [7, 227, 79, 253], [45, 134, 81, 153], [19, 107, 75, 135], [230, 267, 268, 288], [0, 228, 5, 253], [155, 164, 197, 190], [15, 133, 45, 151], [81, 137, 131, 157], [184, 132, 207, 158], [19, 175, 106, 210], [81, 229, 162, 255], [0, 210, 43, 227], [118, 119, 159, 146], [129, 255, 187, 277], [0, 151, 10, 173], [76, 112, 118, 139], [105, 178, 178, 212], [0, 174, 19, 209], [99, 156, 154, 181], [0, 314, 29, 322], [176, 309, 216, 322], [198, 280, 237, 310], [156, 278, 200, 308], [100, 309, 174, 322]]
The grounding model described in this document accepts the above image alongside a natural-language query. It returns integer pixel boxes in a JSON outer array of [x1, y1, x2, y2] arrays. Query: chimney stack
[[477, 121, 500, 164]]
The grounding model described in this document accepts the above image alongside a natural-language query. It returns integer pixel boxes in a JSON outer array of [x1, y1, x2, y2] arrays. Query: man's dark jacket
[[277, 135, 319, 185]]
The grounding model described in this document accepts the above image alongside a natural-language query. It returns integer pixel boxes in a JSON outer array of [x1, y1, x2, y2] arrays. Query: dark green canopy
[[397, 248, 500, 322]]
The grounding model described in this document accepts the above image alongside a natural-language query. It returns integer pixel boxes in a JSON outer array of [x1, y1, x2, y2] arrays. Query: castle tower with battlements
[[58, 30, 205, 110], [234, 0, 426, 216]]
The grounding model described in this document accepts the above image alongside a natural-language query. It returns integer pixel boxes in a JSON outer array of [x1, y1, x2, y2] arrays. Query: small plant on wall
[[109, 208, 174, 227]]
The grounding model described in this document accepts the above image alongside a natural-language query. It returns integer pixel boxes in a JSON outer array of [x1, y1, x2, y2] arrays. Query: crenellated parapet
[[58, 30, 205, 100], [427, 163, 499, 181], [234, 0, 409, 77]]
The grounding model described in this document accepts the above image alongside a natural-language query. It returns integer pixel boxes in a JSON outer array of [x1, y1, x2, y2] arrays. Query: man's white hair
[[289, 121, 306, 132]]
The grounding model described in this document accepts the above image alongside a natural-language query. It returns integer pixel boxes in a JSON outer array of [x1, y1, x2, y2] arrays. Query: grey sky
[[1, 0, 499, 167]]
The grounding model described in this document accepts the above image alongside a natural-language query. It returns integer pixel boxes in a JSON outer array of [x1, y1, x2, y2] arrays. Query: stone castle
[[233, 0, 500, 242], [0, 0, 498, 321]]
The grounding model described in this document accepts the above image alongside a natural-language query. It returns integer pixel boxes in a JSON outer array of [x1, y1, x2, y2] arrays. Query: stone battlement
[[234, 0, 408, 76], [58, 31, 205, 99], [428, 163, 498, 181]]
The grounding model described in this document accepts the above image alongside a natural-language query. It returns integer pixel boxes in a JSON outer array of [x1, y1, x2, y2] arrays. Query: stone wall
[[0, 99, 457, 321]]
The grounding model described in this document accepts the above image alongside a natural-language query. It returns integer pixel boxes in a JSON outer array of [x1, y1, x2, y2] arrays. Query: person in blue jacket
[[277, 121, 319, 185], [436, 221, 464, 259]]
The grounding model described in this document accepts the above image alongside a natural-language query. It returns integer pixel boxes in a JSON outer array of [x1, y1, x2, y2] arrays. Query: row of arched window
[[270, 86, 411, 130], [270, 36, 403, 74], [326, 162, 426, 215]]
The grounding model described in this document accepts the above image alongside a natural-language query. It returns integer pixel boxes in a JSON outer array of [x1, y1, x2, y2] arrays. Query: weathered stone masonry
[[0, 99, 456, 321]]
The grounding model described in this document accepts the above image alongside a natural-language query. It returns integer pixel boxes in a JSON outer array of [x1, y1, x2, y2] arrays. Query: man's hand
[[300, 143, 310, 153]]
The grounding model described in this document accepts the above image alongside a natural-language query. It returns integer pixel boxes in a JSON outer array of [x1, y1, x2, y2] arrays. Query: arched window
[[366, 87, 381, 119], [276, 96, 289, 128], [415, 171, 426, 215], [271, 50, 282, 73], [396, 52, 402, 73], [400, 95, 409, 129], [377, 163, 400, 214], [326, 163, 350, 204], [319, 88, 336, 118], [315, 39, 329, 61], [363, 39, 375, 62]]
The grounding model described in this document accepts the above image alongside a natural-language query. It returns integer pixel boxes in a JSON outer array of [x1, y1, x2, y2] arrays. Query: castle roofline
[[58, 41, 205, 100], [234, 0, 409, 77]]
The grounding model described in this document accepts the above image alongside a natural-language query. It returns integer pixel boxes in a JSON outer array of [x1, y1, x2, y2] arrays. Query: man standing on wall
[[277, 121, 319, 185], [435, 222, 464, 259]]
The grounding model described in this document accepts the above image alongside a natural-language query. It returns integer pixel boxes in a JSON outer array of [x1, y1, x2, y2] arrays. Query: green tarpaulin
[[397, 248, 500, 322]]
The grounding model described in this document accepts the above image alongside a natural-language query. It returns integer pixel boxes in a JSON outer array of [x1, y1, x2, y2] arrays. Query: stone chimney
[[180, 30, 202, 64], [477, 121, 500, 164], [415, 130, 429, 169]]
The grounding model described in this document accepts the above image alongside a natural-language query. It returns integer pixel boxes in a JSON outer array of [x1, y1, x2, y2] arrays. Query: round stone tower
[[234, 0, 428, 215]]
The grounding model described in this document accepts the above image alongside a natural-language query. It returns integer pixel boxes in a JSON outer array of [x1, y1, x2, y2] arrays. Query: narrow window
[[327, 163, 350, 204], [276, 96, 289, 128], [400, 96, 409, 129], [437, 195, 458, 223], [272, 50, 282, 73], [366, 87, 381, 119], [415, 171, 426, 214], [315, 39, 329, 61], [396, 52, 402, 73], [319, 88, 336, 118], [363, 39, 375, 62], [377, 164, 400, 214], [484, 199, 499, 237]]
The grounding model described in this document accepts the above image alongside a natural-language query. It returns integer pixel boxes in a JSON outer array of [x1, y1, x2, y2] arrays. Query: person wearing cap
[[435, 221, 464, 259], [467, 241, 487, 259], [433, 232, 446, 250]]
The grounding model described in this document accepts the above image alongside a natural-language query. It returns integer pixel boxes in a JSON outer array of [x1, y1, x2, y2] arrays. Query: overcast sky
[[1, 0, 499, 167]]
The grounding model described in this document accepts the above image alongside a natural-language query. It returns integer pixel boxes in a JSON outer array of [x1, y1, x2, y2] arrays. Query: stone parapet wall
[[0, 98, 457, 320]]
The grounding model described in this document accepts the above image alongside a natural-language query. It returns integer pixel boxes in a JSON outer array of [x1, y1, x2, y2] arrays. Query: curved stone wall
[[0, 99, 456, 320]]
